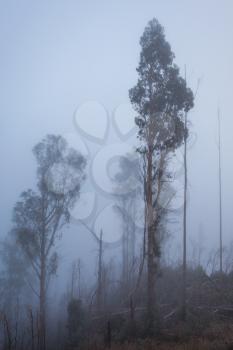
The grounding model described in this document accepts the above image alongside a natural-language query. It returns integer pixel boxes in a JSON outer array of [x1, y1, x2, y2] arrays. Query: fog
[[0, 1, 233, 349]]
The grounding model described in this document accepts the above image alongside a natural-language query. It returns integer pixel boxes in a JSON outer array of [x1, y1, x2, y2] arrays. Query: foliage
[[12, 135, 86, 285], [129, 18, 194, 152]]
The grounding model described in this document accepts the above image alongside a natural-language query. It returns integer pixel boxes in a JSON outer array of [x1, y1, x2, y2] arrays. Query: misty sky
[[1, 0, 233, 277]]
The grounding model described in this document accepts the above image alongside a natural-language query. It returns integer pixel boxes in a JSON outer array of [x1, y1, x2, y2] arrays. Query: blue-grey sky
[[1, 0, 233, 275]]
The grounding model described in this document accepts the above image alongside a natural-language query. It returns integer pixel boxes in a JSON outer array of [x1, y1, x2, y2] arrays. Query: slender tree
[[218, 108, 223, 273], [96, 229, 103, 312], [70, 259, 82, 299], [129, 18, 194, 332], [182, 68, 188, 320], [13, 135, 86, 350], [113, 154, 141, 296]]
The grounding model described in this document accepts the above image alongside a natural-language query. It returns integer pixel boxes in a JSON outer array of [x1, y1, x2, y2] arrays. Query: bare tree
[[218, 108, 223, 273], [70, 259, 82, 300], [182, 68, 188, 321], [113, 154, 141, 296], [96, 230, 103, 313]]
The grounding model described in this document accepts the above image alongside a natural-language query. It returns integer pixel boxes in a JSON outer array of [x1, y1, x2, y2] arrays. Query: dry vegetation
[[79, 323, 233, 350]]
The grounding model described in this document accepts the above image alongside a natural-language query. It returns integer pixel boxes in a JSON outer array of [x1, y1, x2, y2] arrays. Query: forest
[[1, 2, 233, 350]]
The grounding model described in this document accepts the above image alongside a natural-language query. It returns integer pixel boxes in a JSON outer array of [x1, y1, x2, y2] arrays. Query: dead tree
[[182, 68, 188, 321], [113, 154, 140, 299], [218, 108, 223, 273], [28, 307, 35, 350], [96, 230, 103, 313], [70, 259, 82, 299]]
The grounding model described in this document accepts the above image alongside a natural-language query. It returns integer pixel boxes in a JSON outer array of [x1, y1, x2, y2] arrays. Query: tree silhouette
[[13, 135, 86, 350], [129, 18, 194, 332]]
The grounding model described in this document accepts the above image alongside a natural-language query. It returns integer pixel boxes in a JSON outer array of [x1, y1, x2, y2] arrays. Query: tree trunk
[[97, 230, 103, 313], [218, 109, 223, 273], [39, 256, 46, 350], [146, 146, 156, 332], [182, 109, 187, 321]]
